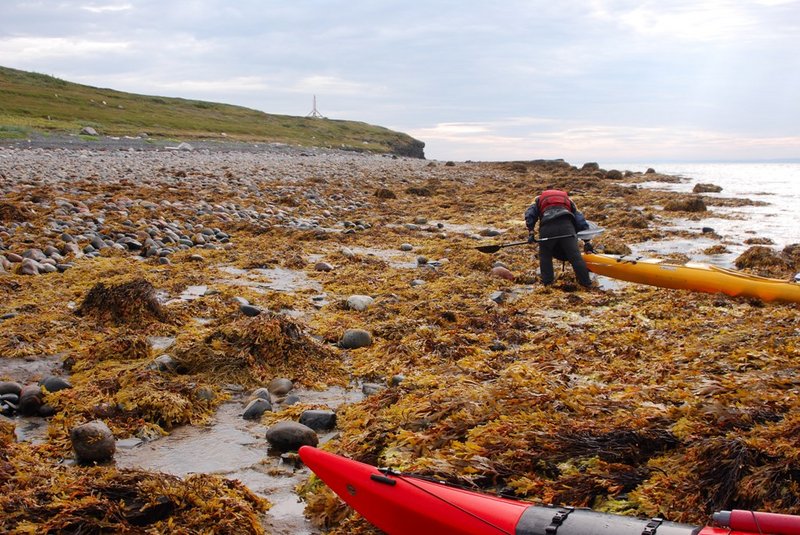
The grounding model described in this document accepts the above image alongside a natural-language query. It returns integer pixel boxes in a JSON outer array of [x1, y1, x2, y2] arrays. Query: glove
[[583, 241, 595, 253], [527, 233, 537, 244]]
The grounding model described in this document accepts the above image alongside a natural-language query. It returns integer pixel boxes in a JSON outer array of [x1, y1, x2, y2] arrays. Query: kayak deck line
[[299, 446, 787, 535]]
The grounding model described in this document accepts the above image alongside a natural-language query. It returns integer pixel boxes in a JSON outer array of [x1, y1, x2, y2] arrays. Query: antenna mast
[[306, 95, 325, 119]]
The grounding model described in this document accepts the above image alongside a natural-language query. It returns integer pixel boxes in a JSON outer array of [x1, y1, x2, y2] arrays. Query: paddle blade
[[475, 244, 503, 254]]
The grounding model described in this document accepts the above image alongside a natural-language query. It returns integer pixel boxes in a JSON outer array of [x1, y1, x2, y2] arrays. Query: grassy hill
[[0, 66, 425, 157]]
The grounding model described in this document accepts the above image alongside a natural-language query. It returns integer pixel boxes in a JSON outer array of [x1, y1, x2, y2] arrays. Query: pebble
[[71, 420, 116, 462], [399, 243, 413, 251], [362, 383, 385, 396], [340, 329, 373, 349], [243, 398, 272, 420], [265, 421, 319, 452], [240, 304, 262, 317], [299, 409, 337, 431], [491, 266, 515, 281], [346, 295, 374, 311], [40, 376, 72, 393], [18, 384, 43, 416], [268, 378, 294, 396]]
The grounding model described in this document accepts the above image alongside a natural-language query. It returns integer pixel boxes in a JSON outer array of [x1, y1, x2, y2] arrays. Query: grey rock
[[299, 409, 337, 431], [38, 404, 57, 417], [390, 374, 405, 386], [71, 420, 116, 462], [0, 393, 19, 404], [240, 304, 262, 317], [268, 378, 294, 396], [265, 421, 318, 451], [314, 261, 334, 272], [339, 247, 356, 259], [0, 381, 22, 396], [362, 383, 385, 396], [399, 243, 414, 251], [19, 258, 41, 275], [340, 329, 373, 349], [283, 394, 301, 406], [80, 126, 99, 136], [194, 386, 215, 401], [243, 398, 272, 420], [346, 295, 374, 311], [490, 290, 507, 304], [251, 387, 272, 401], [40, 376, 72, 393], [410, 279, 426, 287], [18, 384, 43, 415], [416, 255, 428, 265], [39, 263, 58, 273]]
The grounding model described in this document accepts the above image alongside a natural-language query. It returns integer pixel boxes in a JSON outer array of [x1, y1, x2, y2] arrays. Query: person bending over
[[524, 189, 592, 288]]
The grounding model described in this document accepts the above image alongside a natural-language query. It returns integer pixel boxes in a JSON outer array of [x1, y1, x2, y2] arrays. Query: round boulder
[[71, 420, 116, 462], [251, 387, 272, 401], [340, 329, 373, 349], [0, 381, 22, 396], [491, 266, 515, 281], [299, 409, 337, 431], [18, 385, 43, 416], [243, 398, 272, 420], [268, 378, 294, 396], [346, 295, 374, 312], [265, 421, 318, 452], [40, 376, 72, 393]]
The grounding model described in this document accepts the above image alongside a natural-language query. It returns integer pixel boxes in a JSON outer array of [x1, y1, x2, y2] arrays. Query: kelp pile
[[0, 441, 269, 534], [1, 151, 798, 533], [175, 312, 347, 388], [77, 277, 168, 325]]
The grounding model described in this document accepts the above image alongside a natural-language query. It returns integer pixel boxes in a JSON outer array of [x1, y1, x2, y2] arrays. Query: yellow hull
[[583, 253, 800, 303]]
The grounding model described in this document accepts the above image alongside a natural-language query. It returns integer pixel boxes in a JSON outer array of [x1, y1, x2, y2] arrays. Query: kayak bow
[[299, 446, 784, 535]]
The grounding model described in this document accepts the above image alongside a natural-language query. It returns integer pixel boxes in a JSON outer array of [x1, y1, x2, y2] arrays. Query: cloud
[[80, 3, 132, 13], [0, 37, 130, 61], [292, 75, 385, 97]]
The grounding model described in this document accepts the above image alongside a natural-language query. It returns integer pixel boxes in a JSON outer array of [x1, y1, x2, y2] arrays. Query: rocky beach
[[1, 141, 798, 533]]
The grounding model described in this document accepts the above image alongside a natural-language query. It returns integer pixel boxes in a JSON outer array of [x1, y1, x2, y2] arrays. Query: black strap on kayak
[[641, 517, 662, 535], [388, 471, 514, 535], [545, 506, 574, 534]]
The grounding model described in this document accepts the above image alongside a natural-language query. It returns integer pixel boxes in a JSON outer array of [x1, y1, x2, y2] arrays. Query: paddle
[[475, 234, 575, 254], [476, 225, 606, 254]]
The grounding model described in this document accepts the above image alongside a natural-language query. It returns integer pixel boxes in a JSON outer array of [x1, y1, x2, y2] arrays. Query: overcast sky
[[2, 0, 798, 163]]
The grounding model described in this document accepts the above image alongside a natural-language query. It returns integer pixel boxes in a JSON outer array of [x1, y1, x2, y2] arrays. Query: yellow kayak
[[583, 253, 800, 303]]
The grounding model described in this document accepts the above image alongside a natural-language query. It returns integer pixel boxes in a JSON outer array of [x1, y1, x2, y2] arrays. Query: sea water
[[599, 162, 800, 265]]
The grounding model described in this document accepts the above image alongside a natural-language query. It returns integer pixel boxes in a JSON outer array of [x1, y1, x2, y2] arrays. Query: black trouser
[[539, 217, 592, 287]]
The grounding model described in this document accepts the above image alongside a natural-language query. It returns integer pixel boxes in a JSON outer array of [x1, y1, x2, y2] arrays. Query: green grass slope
[[0, 66, 425, 157]]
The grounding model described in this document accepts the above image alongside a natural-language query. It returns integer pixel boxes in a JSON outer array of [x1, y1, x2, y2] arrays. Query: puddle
[[216, 266, 323, 293], [180, 285, 208, 300], [1, 354, 68, 444], [14, 417, 49, 444], [115, 384, 364, 534], [0, 354, 64, 383]]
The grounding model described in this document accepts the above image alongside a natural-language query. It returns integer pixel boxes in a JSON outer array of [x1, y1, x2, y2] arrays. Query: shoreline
[[1, 145, 799, 533]]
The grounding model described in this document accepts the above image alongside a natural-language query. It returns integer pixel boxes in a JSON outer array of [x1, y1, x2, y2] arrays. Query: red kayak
[[299, 446, 798, 535]]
